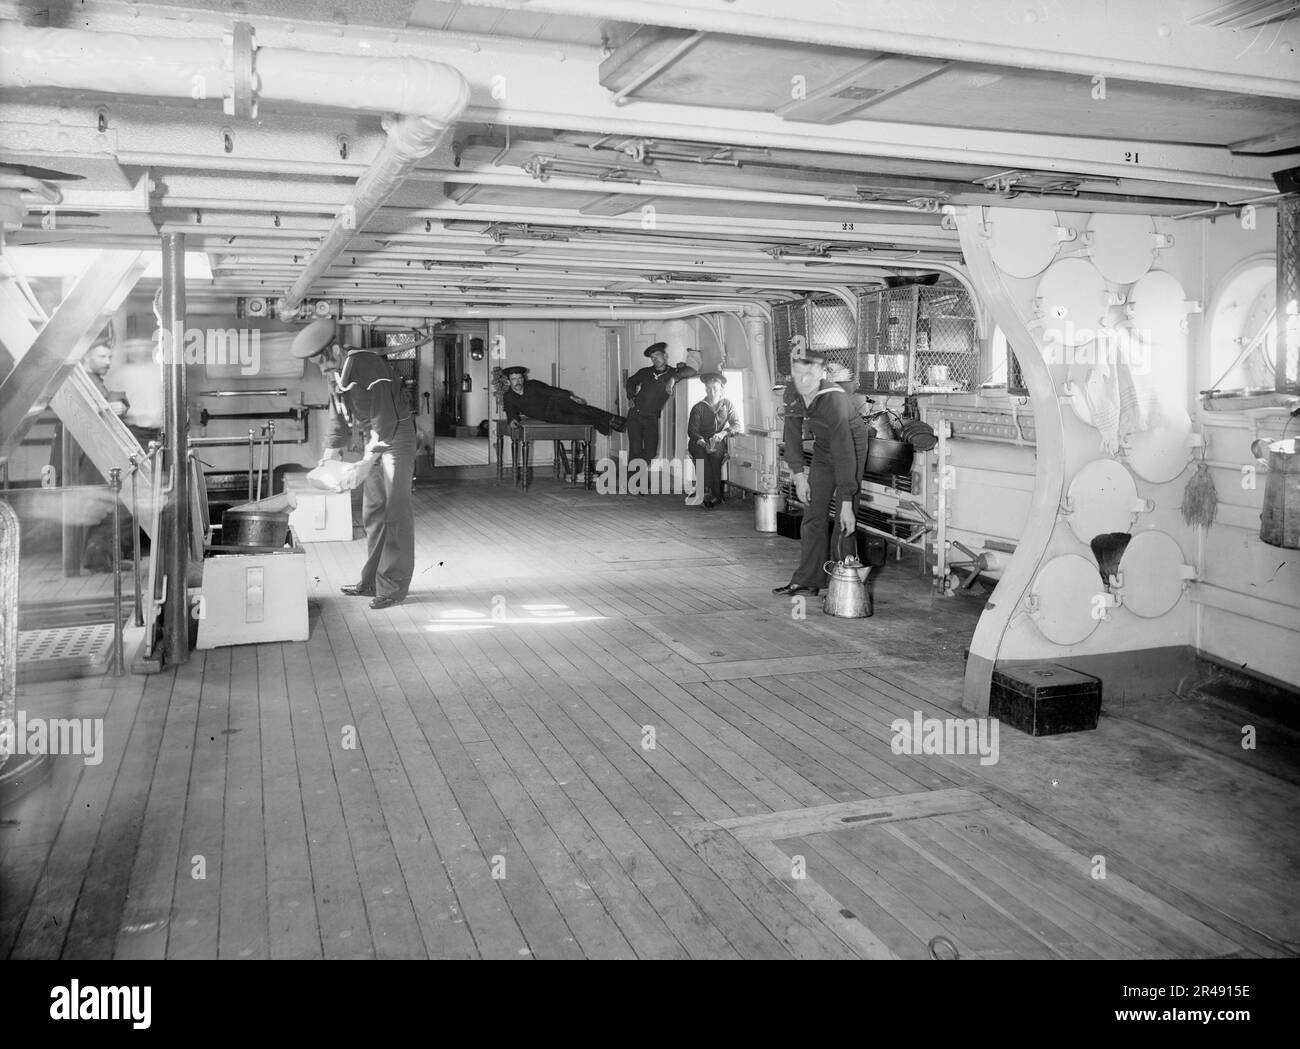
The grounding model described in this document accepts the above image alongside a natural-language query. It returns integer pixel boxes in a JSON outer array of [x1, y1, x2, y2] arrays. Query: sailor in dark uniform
[[292, 318, 415, 609], [500, 365, 626, 434], [773, 348, 868, 596], [624, 342, 697, 463], [687, 372, 739, 508]]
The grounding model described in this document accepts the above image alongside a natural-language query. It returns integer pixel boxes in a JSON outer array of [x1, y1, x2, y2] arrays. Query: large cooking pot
[[865, 435, 914, 477], [221, 508, 290, 548]]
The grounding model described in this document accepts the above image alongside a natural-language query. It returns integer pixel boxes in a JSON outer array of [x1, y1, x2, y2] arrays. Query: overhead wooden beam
[[776, 56, 949, 124], [1229, 123, 1300, 155]]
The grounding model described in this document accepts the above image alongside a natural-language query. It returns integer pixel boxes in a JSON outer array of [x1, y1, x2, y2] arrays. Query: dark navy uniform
[[783, 378, 869, 588], [327, 349, 415, 603], [625, 360, 697, 461], [687, 392, 738, 505], [502, 378, 622, 435]]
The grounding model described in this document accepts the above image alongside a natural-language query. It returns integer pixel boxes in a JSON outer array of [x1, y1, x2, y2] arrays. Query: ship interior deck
[[3, 475, 1298, 960]]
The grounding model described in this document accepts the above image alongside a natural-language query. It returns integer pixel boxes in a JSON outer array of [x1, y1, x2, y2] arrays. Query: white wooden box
[[724, 431, 779, 493], [195, 545, 309, 649], [283, 474, 354, 543]]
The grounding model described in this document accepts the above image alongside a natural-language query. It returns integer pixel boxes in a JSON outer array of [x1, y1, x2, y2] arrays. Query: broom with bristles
[[1181, 448, 1217, 529]]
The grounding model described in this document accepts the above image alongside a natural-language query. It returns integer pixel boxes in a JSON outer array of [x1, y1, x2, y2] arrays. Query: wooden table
[[495, 419, 595, 491]]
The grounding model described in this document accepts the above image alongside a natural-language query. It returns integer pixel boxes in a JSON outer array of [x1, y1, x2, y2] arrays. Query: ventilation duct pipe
[[0, 22, 470, 312], [343, 303, 759, 321]]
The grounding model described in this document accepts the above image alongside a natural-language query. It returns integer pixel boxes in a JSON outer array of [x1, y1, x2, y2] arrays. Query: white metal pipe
[[342, 303, 750, 320], [0, 23, 468, 121], [0, 21, 470, 312], [444, 167, 930, 216]]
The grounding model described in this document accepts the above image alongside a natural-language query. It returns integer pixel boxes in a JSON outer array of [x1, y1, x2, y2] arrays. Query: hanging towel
[[1116, 329, 1162, 441], [1083, 350, 1121, 454]]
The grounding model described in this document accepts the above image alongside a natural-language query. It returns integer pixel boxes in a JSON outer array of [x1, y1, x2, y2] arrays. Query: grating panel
[[772, 300, 807, 381], [19, 622, 114, 665], [915, 286, 979, 393], [1008, 345, 1029, 395], [807, 294, 858, 377], [858, 286, 916, 393], [1279, 195, 1299, 392]]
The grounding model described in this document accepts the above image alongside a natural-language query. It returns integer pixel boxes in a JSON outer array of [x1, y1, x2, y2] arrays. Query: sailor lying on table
[[500, 365, 627, 436]]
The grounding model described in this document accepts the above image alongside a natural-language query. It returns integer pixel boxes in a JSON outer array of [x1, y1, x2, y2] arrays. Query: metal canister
[[1261, 438, 1299, 549], [221, 509, 290, 548]]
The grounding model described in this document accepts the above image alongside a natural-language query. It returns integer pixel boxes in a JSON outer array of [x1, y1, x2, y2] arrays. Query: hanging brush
[[1181, 446, 1218, 529]]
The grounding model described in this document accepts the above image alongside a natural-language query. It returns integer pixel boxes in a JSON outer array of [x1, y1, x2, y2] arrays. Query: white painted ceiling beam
[[457, 0, 1300, 98], [148, 202, 948, 243], [2, 14, 1281, 193]]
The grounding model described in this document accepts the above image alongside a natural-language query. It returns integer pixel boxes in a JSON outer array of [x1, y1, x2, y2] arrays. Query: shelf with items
[[857, 283, 981, 396]]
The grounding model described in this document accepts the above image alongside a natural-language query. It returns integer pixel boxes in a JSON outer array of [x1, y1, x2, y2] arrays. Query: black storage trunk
[[990, 663, 1101, 736], [776, 508, 803, 539]]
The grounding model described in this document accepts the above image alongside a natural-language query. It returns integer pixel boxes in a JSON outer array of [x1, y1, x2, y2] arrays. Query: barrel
[[1261, 438, 1300, 549], [754, 492, 779, 532]]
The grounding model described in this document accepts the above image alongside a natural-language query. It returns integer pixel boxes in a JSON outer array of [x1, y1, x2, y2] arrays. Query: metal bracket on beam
[[226, 22, 258, 120], [521, 153, 649, 184]]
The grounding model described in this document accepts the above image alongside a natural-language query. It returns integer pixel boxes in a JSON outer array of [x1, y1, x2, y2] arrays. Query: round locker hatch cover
[[1127, 270, 1190, 343], [1086, 214, 1158, 285], [1030, 554, 1104, 645], [986, 207, 1062, 278], [1065, 458, 1140, 542], [1036, 259, 1109, 346], [1123, 407, 1192, 483], [1118, 530, 1186, 618]]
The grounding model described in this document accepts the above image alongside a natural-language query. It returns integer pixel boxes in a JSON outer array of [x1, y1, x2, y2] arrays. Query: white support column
[[952, 209, 1067, 715], [742, 305, 778, 433]]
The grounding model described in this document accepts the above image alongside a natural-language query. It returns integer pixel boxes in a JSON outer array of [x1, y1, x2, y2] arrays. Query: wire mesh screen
[[915, 285, 978, 393], [382, 335, 420, 414], [807, 295, 858, 376], [772, 300, 807, 381], [858, 286, 915, 393], [1008, 344, 1028, 395], [1280, 196, 1299, 392], [857, 284, 980, 394]]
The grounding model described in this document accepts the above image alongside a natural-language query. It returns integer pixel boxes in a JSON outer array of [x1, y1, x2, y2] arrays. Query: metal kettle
[[823, 530, 873, 618]]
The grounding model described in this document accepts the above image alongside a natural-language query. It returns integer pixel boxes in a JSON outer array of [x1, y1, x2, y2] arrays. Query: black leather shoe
[[369, 595, 404, 610], [341, 583, 375, 597], [772, 583, 820, 596]]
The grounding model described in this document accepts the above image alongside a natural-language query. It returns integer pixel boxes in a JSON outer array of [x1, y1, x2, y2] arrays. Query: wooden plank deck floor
[[3, 476, 1298, 959]]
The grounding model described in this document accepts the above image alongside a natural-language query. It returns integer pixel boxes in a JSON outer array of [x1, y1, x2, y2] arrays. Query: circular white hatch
[[1127, 270, 1191, 343], [1037, 259, 1110, 346], [1117, 530, 1187, 618], [1065, 457, 1141, 542], [1123, 407, 1192, 484], [1086, 214, 1159, 285], [1029, 554, 1105, 645], [986, 207, 1062, 278]]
